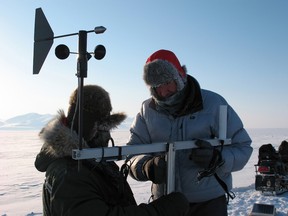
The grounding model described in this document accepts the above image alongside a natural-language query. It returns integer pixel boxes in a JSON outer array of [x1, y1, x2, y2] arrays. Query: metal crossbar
[[72, 139, 231, 161], [72, 105, 231, 193]]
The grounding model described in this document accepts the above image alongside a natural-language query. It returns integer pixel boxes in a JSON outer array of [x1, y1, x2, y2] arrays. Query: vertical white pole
[[166, 142, 176, 194], [166, 105, 228, 194], [219, 105, 228, 140]]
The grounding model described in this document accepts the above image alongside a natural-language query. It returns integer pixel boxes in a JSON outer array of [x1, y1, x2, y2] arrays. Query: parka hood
[[35, 110, 126, 172], [38, 110, 88, 158]]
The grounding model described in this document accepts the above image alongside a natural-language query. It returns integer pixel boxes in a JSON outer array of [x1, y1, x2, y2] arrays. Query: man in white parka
[[127, 49, 253, 216]]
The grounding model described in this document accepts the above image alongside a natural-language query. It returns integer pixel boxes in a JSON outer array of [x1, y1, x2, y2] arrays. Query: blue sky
[[0, 0, 287, 128]]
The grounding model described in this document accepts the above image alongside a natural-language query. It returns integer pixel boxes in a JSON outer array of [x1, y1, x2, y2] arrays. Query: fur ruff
[[38, 110, 127, 158], [38, 110, 88, 158]]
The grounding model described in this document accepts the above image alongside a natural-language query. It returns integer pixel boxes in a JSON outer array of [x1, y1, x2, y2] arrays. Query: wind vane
[[33, 8, 106, 75]]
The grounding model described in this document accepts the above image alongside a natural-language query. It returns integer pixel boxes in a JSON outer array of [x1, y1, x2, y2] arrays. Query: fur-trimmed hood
[[38, 110, 88, 158], [35, 110, 126, 172]]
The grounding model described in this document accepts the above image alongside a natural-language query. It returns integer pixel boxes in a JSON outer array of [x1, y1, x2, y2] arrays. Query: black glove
[[142, 155, 166, 184], [149, 192, 189, 216], [189, 139, 224, 169]]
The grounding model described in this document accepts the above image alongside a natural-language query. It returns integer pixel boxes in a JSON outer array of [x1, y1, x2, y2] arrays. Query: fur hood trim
[[38, 109, 127, 158], [38, 110, 89, 158]]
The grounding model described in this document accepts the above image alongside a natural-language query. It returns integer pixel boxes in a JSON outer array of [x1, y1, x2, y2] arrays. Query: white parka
[[127, 75, 252, 203]]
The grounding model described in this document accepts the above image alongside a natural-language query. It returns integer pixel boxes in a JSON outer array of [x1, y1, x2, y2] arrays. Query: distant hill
[[0, 113, 54, 130], [0, 113, 133, 131]]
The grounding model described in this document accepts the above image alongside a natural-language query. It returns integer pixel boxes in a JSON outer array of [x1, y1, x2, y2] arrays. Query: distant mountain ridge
[[0, 113, 133, 131]]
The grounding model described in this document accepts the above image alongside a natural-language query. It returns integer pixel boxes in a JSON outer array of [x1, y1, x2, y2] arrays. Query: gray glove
[[142, 155, 166, 184], [149, 192, 189, 216], [189, 139, 223, 169]]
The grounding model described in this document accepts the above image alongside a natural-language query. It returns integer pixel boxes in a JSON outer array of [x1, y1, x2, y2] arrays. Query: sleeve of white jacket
[[218, 105, 253, 174], [127, 112, 154, 181], [129, 154, 154, 181]]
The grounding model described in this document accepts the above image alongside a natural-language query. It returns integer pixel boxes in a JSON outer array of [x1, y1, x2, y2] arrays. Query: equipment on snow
[[254, 140, 288, 195], [249, 203, 276, 216]]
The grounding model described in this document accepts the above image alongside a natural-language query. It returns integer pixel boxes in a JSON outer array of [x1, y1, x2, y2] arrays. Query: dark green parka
[[35, 111, 189, 216]]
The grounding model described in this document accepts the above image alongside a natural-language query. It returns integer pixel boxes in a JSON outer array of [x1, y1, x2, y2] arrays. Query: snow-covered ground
[[1, 129, 288, 216]]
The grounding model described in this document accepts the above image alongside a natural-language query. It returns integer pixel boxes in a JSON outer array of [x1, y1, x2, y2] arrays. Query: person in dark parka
[[34, 85, 189, 216]]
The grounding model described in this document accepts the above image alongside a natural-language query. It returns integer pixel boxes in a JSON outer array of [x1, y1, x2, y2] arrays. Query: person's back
[[39, 157, 136, 215]]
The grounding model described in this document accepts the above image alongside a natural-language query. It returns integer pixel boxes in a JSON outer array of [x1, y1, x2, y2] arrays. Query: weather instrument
[[32, 7, 107, 168], [33, 8, 106, 75]]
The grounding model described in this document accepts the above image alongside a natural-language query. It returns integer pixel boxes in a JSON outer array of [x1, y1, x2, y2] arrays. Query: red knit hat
[[143, 49, 187, 93], [146, 49, 186, 78]]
